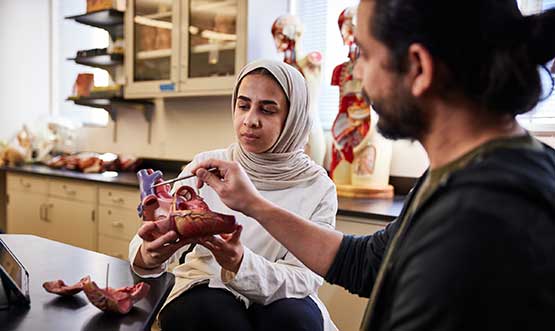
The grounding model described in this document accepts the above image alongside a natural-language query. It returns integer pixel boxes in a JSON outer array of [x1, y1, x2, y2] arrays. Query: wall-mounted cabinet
[[125, 0, 287, 98]]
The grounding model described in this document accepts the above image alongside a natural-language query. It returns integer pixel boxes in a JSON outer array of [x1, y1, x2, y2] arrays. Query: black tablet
[[0, 238, 30, 306]]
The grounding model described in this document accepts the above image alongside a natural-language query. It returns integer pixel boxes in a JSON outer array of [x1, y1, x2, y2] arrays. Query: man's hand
[[134, 221, 192, 269], [198, 225, 244, 273], [191, 159, 264, 217]]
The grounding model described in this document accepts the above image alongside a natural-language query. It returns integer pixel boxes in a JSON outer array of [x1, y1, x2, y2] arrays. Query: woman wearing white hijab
[[129, 59, 338, 331]]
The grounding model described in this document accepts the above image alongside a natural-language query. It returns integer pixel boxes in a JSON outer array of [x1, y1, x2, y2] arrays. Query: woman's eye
[[237, 104, 249, 110], [261, 108, 275, 114]]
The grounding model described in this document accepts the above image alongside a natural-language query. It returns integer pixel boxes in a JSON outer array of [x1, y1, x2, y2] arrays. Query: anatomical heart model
[[136, 169, 237, 238], [43, 276, 150, 314]]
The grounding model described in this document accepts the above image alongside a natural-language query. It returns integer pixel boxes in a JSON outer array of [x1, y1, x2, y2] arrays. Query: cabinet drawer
[[99, 186, 139, 210], [49, 179, 97, 202], [98, 235, 129, 260], [99, 206, 140, 241], [7, 174, 47, 194]]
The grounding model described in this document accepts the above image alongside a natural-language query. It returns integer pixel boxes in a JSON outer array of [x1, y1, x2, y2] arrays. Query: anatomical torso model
[[272, 14, 326, 166], [330, 7, 393, 195]]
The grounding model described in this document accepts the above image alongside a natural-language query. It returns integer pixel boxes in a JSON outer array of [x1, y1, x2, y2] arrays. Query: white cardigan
[[129, 149, 338, 331]]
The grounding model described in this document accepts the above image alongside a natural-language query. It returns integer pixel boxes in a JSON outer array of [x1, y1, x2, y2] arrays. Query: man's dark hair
[[370, 0, 555, 116]]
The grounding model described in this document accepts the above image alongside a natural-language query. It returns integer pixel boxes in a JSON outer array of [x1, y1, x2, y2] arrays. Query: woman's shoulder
[[191, 148, 230, 164], [312, 171, 336, 192], [289, 169, 336, 194]]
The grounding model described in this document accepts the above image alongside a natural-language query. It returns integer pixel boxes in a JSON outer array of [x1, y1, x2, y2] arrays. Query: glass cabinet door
[[132, 0, 175, 83], [188, 0, 237, 78], [181, 0, 245, 93]]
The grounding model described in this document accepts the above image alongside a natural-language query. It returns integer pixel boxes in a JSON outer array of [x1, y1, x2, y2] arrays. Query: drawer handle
[[111, 221, 124, 228], [62, 185, 76, 196], [43, 203, 53, 222], [39, 203, 46, 221], [19, 179, 31, 189], [112, 198, 125, 204]]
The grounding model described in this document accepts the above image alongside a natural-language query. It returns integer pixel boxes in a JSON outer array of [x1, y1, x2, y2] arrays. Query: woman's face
[[233, 73, 289, 153]]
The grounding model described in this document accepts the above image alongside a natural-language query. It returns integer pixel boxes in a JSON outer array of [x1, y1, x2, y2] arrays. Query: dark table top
[[1, 165, 403, 222], [0, 234, 174, 331]]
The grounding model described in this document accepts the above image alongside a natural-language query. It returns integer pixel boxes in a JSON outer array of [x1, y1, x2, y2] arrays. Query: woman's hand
[[198, 225, 244, 273], [191, 159, 264, 217], [134, 221, 192, 269]]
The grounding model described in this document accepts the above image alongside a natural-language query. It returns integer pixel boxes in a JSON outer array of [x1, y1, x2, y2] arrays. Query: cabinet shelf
[[67, 96, 153, 121], [136, 49, 172, 60], [65, 9, 124, 40], [67, 95, 151, 109], [191, 42, 236, 54], [67, 96, 155, 143], [142, 11, 172, 20], [68, 53, 123, 69]]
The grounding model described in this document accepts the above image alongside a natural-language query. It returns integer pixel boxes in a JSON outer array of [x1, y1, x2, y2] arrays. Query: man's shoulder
[[447, 142, 555, 205]]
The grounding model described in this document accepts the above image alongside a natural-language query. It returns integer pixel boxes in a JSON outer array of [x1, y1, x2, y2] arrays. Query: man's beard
[[361, 88, 429, 141]]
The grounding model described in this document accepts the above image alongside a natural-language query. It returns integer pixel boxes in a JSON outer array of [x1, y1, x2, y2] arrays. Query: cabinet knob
[[19, 179, 31, 189], [63, 185, 77, 196], [111, 221, 124, 228], [112, 197, 125, 204]]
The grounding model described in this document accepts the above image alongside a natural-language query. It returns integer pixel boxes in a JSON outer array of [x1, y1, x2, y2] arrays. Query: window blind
[[296, 0, 359, 130], [517, 0, 555, 132]]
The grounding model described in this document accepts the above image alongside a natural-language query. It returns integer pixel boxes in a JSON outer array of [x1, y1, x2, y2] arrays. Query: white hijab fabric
[[226, 59, 326, 191]]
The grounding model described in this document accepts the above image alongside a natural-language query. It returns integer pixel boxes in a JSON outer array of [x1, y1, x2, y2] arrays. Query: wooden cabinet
[[124, 0, 287, 98], [7, 175, 98, 251], [7, 190, 48, 237], [6, 174, 49, 236], [98, 234, 131, 260], [99, 186, 138, 210], [44, 197, 97, 251], [97, 186, 141, 260], [6, 173, 140, 258], [49, 178, 97, 202], [318, 215, 388, 331]]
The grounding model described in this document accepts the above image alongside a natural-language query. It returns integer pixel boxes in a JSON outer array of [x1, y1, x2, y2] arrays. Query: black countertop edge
[[336, 195, 404, 222], [1, 165, 404, 221], [0, 165, 180, 188]]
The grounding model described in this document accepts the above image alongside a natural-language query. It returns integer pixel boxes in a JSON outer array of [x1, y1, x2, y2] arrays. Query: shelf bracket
[[144, 106, 154, 145]]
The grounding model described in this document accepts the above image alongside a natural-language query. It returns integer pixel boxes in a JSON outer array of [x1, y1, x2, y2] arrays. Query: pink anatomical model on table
[[330, 7, 372, 184], [271, 14, 326, 166], [43, 276, 150, 314], [136, 169, 237, 239]]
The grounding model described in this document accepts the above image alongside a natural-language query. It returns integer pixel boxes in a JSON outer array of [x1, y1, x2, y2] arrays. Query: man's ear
[[407, 43, 434, 97]]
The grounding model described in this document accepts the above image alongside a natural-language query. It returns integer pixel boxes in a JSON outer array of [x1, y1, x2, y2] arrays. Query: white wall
[[390, 140, 428, 177], [0, 0, 51, 141], [76, 97, 236, 160], [537, 135, 555, 148]]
